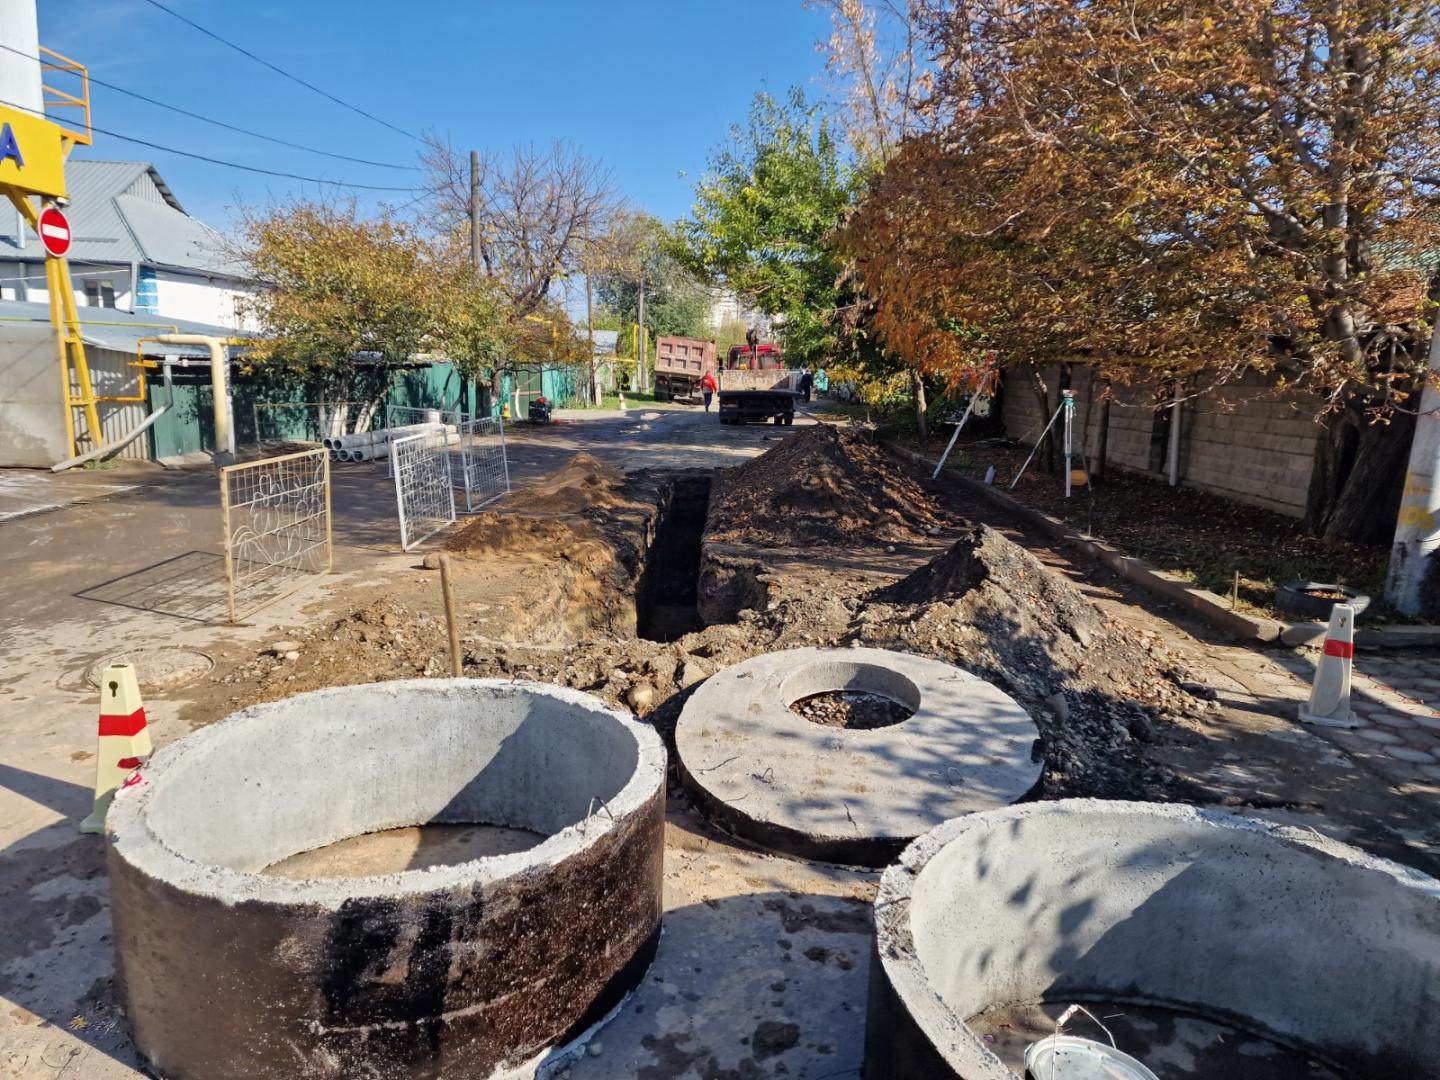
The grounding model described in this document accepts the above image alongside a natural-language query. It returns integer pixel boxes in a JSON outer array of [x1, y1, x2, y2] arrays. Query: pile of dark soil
[[707, 425, 951, 548], [874, 522, 1102, 648], [862, 523, 1207, 798], [433, 453, 663, 640]]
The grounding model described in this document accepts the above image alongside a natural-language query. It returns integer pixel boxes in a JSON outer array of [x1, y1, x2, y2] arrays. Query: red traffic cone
[[1297, 604, 1357, 729], [80, 663, 152, 834]]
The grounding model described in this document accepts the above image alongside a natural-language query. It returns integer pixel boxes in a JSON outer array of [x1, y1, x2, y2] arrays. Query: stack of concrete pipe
[[321, 422, 458, 463]]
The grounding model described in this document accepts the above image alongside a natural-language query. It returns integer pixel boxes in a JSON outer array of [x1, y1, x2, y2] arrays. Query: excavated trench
[[636, 474, 712, 642]]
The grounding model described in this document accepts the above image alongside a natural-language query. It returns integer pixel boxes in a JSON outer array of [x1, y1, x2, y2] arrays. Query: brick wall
[[999, 365, 1322, 517]]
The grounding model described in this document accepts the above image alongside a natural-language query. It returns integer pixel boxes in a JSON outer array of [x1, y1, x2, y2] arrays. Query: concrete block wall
[[999, 365, 1321, 518], [1180, 369, 1320, 516]]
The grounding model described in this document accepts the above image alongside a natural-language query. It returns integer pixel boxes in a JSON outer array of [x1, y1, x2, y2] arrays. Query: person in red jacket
[[700, 369, 718, 412]]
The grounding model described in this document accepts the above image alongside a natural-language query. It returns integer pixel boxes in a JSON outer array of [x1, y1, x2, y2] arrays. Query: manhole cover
[[86, 647, 214, 692]]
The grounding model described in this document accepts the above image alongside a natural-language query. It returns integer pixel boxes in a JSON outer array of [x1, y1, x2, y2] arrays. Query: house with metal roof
[[0, 159, 253, 329]]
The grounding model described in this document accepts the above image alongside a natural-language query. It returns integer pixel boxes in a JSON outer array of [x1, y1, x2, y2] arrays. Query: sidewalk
[[1271, 650, 1440, 782], [0, 465, 158, 523]]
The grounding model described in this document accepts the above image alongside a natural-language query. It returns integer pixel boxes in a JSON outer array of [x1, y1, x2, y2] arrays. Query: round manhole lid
[[86, 647, 214, 692]]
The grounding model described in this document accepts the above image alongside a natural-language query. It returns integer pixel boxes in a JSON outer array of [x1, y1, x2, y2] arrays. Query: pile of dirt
[[445, 451, 638, 566], [514, 451, 627, 515], [440, 452, 657, 627], [707, 425, 951, 548], [874, 523, 1104, 648], [860, 523, 1207, 799]]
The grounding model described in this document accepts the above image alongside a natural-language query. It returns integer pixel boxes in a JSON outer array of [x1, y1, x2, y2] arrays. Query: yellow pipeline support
[[151, 333, 235, 465]]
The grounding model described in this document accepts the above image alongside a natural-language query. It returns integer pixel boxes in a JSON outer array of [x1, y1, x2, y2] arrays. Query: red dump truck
[[654, 337, 717, 402]]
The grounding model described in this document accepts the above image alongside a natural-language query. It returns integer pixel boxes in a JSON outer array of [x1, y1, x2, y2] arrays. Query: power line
[[0, 96, 419, 192], [0, 42, 419, 172], [140, 0, 425, 145]]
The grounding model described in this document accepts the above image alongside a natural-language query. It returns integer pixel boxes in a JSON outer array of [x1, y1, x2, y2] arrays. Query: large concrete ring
[[106, 678, 666, 1080], [676, 647, 1041, 866], [867, 800, 1440, 1079]]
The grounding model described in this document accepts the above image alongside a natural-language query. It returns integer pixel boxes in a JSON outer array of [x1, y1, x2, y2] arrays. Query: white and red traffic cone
[[80, 663, 152, 834], [1298, 604, 1358, 729]]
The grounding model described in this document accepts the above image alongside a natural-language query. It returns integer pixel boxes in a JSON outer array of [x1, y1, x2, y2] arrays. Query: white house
[[0, 159, 254, 329]]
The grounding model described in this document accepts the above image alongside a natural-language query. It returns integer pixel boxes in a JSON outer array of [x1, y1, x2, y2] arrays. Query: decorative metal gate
[[391, 430, 457, 551], [220, 448, 332, 623], [459, 417, 511, 512]]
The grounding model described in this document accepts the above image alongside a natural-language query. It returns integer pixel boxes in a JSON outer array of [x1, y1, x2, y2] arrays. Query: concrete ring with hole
[[675, 647, 1041, 866], [106, 678, 666, 1080], [867, 800, 1440, 1079]]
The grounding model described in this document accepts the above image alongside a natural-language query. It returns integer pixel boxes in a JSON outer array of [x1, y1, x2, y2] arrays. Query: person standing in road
[[798, 368, 814, 403], [700, 369, 718, 412]]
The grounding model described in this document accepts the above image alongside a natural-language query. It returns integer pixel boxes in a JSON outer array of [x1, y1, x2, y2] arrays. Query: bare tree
[[421, 135, 622, 315], [807, 0, 928, 166]]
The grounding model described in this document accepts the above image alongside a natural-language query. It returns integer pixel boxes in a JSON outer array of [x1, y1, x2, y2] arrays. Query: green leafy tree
[[429, 260, 515, 384], [239, 199, 522, 416], [238, 200, 441, 402], [677, 88, 856, 366]]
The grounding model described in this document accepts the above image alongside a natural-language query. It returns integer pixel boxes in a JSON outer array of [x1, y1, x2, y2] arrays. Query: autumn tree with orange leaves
[[841, 0, 1440, 539]]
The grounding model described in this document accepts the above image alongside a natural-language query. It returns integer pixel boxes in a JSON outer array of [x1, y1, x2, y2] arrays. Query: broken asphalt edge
[[885, 442, 1440, 650]]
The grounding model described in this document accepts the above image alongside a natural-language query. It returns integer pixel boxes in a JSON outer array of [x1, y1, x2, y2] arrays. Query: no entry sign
[[38, 206, 71, 257]]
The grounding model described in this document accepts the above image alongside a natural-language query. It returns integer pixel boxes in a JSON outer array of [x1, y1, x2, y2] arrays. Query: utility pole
[[1385, 325, 1440, 615], [585, 270, 596, 404], [464, 150, 481, 417], [637, 266, 647, 393]]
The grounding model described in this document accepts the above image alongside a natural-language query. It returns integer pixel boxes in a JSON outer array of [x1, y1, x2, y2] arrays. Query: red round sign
[[38, 206, 71, 258]]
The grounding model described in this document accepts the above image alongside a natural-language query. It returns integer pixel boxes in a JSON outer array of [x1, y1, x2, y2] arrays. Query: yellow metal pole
[[44, 251, 78, 459], [54, 255, 103, 447], [219, 464, 236, 624]]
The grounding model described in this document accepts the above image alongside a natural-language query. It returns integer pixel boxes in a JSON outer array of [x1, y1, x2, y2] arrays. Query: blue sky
[[37, 0, 833, 232]]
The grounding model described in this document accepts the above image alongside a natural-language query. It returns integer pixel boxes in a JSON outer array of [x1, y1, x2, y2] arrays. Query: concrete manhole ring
[[868, 800, 1440, 1078], [675, 646, 1041, 866], [83, 647, 214, 692], [106, 678, 666, 1080]]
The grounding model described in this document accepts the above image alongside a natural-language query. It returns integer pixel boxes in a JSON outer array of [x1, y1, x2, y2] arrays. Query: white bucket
[[1023, 1035, 1158, 1080]]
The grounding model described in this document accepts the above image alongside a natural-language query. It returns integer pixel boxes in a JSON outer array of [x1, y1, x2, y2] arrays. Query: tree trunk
[[1303, 398, 1414, 543], [1030, 370, 1054, 472], [1093, 379, 1112, 482], [911, 367, 928, 445]]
